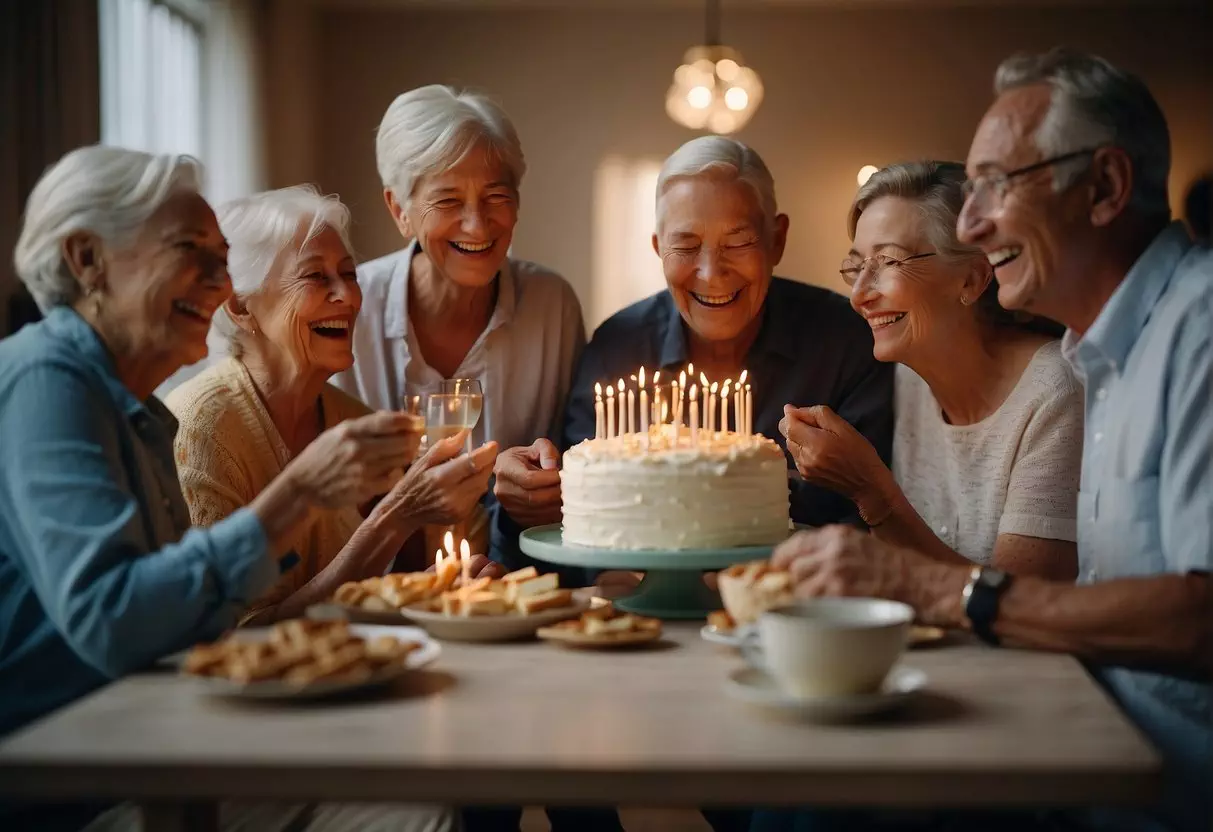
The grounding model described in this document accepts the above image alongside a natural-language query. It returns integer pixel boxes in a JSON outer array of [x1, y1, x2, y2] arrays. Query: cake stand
[[519, 524, 795, 620]]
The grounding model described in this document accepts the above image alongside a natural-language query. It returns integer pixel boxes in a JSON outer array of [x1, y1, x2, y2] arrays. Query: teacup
[[754, 598, 914, 699]]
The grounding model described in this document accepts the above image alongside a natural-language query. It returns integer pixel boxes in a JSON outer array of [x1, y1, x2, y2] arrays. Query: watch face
[[979, 568, 1008, 590]]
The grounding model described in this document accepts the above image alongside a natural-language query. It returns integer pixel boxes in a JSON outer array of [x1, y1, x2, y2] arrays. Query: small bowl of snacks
[[537, 604, 663, 649]]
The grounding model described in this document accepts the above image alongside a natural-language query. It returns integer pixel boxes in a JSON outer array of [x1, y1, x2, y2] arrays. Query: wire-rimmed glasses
[[960, 147, 1104, 216], [839, 252, 936, 287]]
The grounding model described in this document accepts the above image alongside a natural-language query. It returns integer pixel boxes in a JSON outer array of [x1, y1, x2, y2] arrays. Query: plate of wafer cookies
[[179, 619, 439, 700]]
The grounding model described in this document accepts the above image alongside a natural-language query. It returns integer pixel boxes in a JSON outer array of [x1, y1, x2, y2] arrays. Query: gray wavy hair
[[994, 48, 1171, 219], [14, 146, 201, 312], [375, 85, 527, 207], [208, 185, 354, 358], [656, 136, 778, 235]]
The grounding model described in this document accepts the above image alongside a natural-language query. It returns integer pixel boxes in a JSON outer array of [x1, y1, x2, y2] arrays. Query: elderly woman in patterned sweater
[[781, 161, 1081, 577], [166, 185, 500, 626]]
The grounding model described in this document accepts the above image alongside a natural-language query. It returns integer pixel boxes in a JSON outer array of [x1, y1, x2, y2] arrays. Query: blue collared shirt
[[492, 277, 894, 575], [1062, 223, 1212, 832], [0, 308, 275, 738]]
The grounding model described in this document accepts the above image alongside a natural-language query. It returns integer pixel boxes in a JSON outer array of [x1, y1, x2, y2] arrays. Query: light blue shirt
[[1062, 223, 1212, 832], [0, 308, 276, 738]]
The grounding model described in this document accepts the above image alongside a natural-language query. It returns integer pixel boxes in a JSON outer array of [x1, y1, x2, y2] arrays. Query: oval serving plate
[[401, 598, 590, 642], [184, 624, 440, 701]]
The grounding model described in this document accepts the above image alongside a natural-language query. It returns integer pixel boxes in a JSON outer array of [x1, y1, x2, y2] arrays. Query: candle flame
[[460, 539, 470, 559], [699, 371, 709, 388], [617, 379, 625, 393], [710, 381, 718, 393], [722, 378, 732, 394], [639, 366, 646, 386], [606, 385, 614, 399], [678, 370, 686, 388], [653, 371, 661, 384], [435, 548, 444, 567], [738, 369, 748, 385], [443, 531, 456, 558], [687, 362, 694, 378], [745, 383, 751, 391], [690, 383, 698, 399], [594, 381, 602, 397]]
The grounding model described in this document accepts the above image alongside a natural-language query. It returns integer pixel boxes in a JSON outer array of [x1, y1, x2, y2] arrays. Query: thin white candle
[[639, 367, 649, 438], [721, 379, 732, 433], [689, 383, 699, 445], [626, 387, 635, 436], [745, 383, 753, 436], [443, 530, 456, 560], [459, 538, 471, 586], [708, 381, 718, 434], [594, 382, 604, 439], [606, 385, 616, 439], [617, 379, 626, 437], [652, 371, 661, 428]]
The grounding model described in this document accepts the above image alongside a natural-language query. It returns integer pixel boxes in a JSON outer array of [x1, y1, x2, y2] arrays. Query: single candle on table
[[689, 383, 699, 445], [594, 382, 604, 439], [606, 384, 615, 439]]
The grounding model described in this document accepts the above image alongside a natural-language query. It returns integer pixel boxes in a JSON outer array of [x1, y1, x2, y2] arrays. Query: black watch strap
[[963, 567, 1011, 646]]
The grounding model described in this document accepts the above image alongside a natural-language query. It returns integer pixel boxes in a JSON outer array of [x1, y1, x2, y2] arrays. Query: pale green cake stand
[[519, 524, 794, 620]]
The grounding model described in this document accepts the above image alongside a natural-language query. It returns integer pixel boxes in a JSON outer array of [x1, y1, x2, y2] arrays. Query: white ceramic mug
[[755, 598, 914, 699]]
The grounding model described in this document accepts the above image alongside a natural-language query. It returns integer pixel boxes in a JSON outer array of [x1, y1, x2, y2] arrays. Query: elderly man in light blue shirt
[[767, 48, 1209, 832]]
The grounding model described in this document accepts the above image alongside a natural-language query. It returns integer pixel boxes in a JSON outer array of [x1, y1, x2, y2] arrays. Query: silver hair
[[849, 161, 975, 259], [375, 85, 527, 206], [13, 145, 201, 312], [207, 185, 354, 357], [656, 136, 778, 234], [994, 48, 1171, 218]]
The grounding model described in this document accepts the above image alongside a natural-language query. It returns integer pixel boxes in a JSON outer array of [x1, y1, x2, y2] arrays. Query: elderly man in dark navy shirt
[[491, 136, 893, 593]]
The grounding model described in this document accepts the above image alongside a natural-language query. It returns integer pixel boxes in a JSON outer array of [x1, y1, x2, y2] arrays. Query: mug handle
[[736, 624, 768, 671]]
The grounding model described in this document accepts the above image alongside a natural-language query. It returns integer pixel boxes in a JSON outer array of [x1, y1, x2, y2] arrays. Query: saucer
[[724, 665, 927, 721], [700, 622, 754, 648]]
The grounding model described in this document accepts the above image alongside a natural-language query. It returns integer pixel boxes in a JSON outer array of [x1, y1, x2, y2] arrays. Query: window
[[591, 156, 667, 328], [99, 0, 205, 158]]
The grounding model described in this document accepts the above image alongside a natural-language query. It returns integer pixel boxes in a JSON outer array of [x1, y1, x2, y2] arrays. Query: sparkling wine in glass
[[437, 379, 483, 452], [426, 392, 480, 453]]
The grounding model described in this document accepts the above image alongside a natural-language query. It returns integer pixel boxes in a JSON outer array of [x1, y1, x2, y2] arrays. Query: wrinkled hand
[[780, 404, 894, 520], [493, 438, 563, 528], [375, 431, 500, 530], [286, 411, 424, 509], [772, 525, 922, 601]]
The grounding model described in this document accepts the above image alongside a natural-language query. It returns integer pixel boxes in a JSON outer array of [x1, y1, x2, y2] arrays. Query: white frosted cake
[[560, 425, 790, 550]]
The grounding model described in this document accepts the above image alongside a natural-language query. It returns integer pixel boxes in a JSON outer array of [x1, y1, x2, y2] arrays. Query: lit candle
[[689, 383, 699, 445], [745, 383, 753, 436], [459, 538, 471, 586], [606, 384, 616, 439], [687, 362, 695, 381], [639, 367, 649, 438], [708, 381, 718, 434], [735, 370, 747, 434], [721, 379, 732, 433], [617, 379, 626, 437], [676, 370, 687, 440], [594, 382, 604, 440], [626, 384, 635, 437], [652, 371, 662, 427]]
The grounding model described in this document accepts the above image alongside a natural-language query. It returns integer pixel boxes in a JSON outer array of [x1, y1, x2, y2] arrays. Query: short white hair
[[207, 185, 354, 357], [14, 145, 201, 312], [995, 48, 1171, 219], [375, 85, 526, 206], [656, 136, 778, 234]]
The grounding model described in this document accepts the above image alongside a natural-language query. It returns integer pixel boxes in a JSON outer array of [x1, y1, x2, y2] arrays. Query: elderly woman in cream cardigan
[[166, 186, 501, 625]]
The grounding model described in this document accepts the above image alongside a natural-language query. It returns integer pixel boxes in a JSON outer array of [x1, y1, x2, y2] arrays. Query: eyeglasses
[[839, 252, 936, 287], [961, 147, 1104, 214]]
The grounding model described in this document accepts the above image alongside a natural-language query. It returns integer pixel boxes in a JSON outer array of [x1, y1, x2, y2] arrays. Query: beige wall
[[303, 4, 1212, 325]]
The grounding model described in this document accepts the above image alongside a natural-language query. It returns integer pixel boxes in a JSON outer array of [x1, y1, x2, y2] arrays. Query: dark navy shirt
[[492, 277, 894, 577]]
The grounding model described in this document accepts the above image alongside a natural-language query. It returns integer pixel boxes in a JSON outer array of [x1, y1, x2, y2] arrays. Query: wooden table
[[0, 624, 1160, 828]]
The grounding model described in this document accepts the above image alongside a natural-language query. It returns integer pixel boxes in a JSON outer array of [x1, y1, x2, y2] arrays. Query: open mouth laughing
[[987, 247, 1022, 270], [690, 289, 743, 308], [310, 317, 353, 340], [172, 300, 212, 325], [866, 312, 907, 331], [449, 240, 495, 256]]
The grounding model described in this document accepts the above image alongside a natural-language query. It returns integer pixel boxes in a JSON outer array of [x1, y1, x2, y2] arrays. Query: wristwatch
[[962, 566, 1012, 646]]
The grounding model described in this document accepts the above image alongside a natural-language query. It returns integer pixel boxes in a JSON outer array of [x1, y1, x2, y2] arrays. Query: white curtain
[[591, 156, 667, 329]]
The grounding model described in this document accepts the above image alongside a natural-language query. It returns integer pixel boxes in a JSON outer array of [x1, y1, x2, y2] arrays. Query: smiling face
[[97, 190, 231, 369], [242, 223, 361, 377], [654, 175, 787, 344], [958, 85, 1097, 317], [388, 142, 519, 289], [849, 196, 986, 365]]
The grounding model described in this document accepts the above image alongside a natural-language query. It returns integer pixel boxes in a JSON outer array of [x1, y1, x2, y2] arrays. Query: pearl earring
[[960, 296, 972, 306]]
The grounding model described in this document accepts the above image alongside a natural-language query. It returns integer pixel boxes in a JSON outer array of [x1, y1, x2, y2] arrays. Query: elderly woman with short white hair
[[0, 147, 423, 830], [166, 185, 500, 627], [335, 84, 586, 563]]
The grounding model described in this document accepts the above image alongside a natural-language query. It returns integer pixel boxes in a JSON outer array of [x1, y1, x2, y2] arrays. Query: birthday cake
[[560, 425, 790, 550]]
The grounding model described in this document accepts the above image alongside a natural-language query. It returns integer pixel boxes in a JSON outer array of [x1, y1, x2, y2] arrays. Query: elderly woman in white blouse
[[336, 84, 586, 559], [781, 161, 1081, 577], [166, 185, 500, 626]]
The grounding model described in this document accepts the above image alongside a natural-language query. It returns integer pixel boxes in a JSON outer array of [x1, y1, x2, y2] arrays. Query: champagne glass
[[437, 379, 483, 452], [426, 392, 479, 454]]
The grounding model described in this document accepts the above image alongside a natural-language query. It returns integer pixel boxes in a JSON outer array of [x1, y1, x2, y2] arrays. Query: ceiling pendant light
[[665, 0, 764, 135]]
